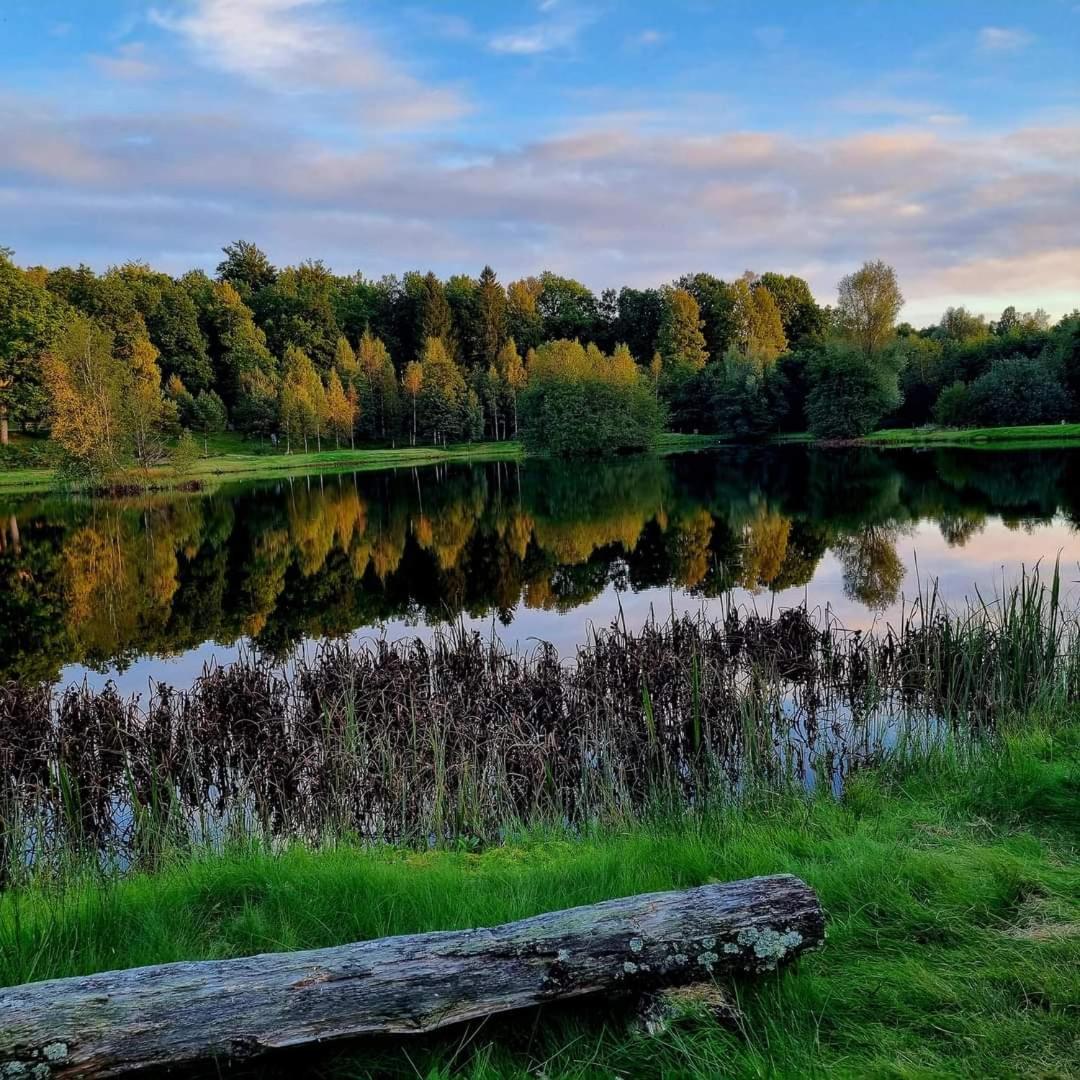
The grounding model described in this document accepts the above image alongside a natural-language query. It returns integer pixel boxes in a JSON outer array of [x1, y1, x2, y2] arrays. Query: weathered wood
[[0, 874, 822, 1078]]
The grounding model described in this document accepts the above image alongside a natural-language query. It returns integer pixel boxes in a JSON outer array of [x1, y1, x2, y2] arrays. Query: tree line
[[1, 242, 1078, 470]]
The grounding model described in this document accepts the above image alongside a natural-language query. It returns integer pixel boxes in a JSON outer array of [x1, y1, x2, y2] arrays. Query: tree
[[657, 287, 708, 373], [402, 360, 423, 445], [114, 263, 213, 390], [536, 272, 599, 342], [280, 346, 324, 452], [216, 241, 277, 301], [0, 253, 63, 443], [355, 331, 399, 440], [730, 276, 787, 365], [614, 288, 664, 365], [334, 336, 358, 378], [496, 338, 526, 436], [936, 306, 988, 343], [325, 368, 355, 448], [417, 336, 469, 442], [476, 265, 507, 368], [506, 277, 544, 351], [406, 272, 455, 360], [836, 260, 904, 356], [189, 279, 278, 429], [519, 340, 665, 456], [805, 343, 902, 438], [675, 272, 737, 360], [757, 273, 825, 348], [126, 337, 177, 472], [252, 260, 341, 369], [964, 358, 1069, 427], [41, 315, 127, 477]]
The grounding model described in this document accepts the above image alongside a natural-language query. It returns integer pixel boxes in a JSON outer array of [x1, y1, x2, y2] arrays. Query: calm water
[[3, 445, 1079, 692]]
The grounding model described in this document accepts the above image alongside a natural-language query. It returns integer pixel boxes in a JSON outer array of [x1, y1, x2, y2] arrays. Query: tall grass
[[1, 567, 1077, 885]]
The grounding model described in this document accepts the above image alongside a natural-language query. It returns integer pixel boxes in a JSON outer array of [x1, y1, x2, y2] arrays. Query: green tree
[[355, 331, 399, 440], [0, 253, 63, 443], [41, 316, 128, 477], [476, 265, 507, 368], [836, 260, 904, 357], [506, 277, 544, 351], [657, 287, 708, 373], [496, 338, 526, 436], [519, 340, 665, 455], [536, 272, 598, 342], [216, 240, 277, 302], [730, 276, 787, 365], [757, 273, 825, 347], [417, 336, 469, 442], [806, 343, 902, 438]]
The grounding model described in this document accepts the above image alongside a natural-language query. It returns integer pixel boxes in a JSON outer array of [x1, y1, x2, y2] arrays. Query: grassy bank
[[2, 720, 1077, 1078], [860, 422, 1080, 450], [0, 433, 523, 496], [0, 432, 720, 497]]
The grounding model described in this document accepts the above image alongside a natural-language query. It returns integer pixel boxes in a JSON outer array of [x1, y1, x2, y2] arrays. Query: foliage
[[965, 357, 1070, 427], [836, 259, 904, 356], [519, 339, 665, 455], [806, 343, 902, 438]]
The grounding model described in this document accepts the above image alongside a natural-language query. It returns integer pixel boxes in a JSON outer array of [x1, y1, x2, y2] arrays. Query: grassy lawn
[[3, 720, 1077, 1078], [0, 431, 719, 497], [861, 423, 1080, 450], [0, 433, 524, 496]]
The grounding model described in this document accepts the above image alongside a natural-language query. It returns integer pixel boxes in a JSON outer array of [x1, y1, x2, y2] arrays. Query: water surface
[[3, 445, 1079, 692]]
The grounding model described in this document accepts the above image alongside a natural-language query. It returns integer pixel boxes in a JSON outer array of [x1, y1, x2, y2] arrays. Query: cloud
[[150, 0, 468, 128], [3, 86, 1078, 325], [627, 29, 666, 49], [488, 1, 596, 55], [977, 26, 1034, 52], [90, 43, 159, 81]]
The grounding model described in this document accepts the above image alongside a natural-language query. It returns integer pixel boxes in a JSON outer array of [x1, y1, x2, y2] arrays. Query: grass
[[0, 433, 523, 496], [1, 720, 1077, 1078], [860, 423, 1080, 450], [0, 432, 718, 496]]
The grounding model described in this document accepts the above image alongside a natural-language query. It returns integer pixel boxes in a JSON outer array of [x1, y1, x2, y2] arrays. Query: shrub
[[965, 357, 1069, 427], [519, 340, 665, 455], [805, 344, 901, 438]]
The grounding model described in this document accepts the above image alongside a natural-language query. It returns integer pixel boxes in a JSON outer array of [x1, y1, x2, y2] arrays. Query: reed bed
[[1, 567, 1077, 883]]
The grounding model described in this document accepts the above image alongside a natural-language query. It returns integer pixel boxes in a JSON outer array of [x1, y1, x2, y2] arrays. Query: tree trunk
[[0, 409, 8, 445], [0, 877, 821, 1078]]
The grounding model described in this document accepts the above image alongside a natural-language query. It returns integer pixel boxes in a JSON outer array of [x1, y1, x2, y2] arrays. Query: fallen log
[[0, 874, 823, 1078]]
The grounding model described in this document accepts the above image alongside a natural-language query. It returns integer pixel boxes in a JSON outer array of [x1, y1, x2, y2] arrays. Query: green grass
[[861, 423, 1080, 450], [0, 431, 719, 496], [0, 433, 524, 495], [4, 719, 1077, 1079]]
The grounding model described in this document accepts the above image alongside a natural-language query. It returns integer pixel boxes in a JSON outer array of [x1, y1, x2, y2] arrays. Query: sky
[[1, 0, 1079, 325]]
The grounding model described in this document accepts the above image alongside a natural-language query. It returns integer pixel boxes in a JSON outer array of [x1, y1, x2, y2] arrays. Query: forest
[[2, 242, 1079, 472]]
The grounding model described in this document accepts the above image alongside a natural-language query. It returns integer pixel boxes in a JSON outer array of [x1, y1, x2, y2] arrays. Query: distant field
[[861, 423, 1080, 449]]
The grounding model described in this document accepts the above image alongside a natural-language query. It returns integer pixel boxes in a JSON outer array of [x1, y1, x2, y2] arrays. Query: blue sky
[[2, 0, 1078, 323]]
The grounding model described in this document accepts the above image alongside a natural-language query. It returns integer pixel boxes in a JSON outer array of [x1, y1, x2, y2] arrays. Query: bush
[[519, 340, 665, 455], [931, 381, 972, 427], [965, 357, 1069, 427], [690, 350, 787, 441], [805, 344, 901, 438]]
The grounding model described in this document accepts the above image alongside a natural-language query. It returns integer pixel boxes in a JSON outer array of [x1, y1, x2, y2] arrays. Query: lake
[[3, 444, 1080, 692]]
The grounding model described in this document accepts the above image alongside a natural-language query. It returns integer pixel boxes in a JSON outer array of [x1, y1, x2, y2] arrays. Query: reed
[[1, 566, 1076, 884]]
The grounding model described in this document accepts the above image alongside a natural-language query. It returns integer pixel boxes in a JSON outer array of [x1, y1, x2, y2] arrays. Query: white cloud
[[150, 0, 468, 128], [3, 89, 1078, 324], [628, 29, 666, 49], [977, 26, 1034, 52], [488, 2, 596, 55]]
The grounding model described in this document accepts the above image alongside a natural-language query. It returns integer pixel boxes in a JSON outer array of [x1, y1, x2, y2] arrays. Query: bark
[[0, 875, 822, 1078]]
